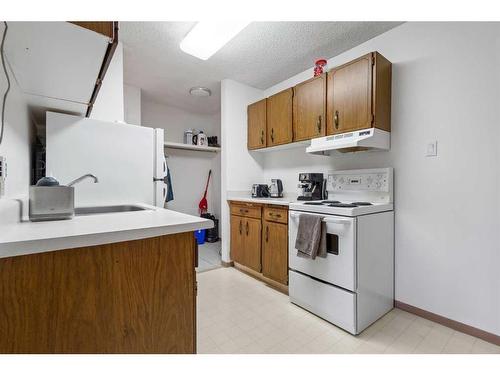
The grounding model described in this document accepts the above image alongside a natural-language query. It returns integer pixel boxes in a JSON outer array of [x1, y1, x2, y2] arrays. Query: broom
[[198, 169, 212, 215]]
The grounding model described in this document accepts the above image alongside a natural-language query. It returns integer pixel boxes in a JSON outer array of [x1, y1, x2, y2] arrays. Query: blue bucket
[[195, 229, 206, 245]]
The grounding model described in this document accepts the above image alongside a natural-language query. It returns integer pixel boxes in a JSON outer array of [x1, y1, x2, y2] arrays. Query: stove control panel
[[327, 170, 390, 192]]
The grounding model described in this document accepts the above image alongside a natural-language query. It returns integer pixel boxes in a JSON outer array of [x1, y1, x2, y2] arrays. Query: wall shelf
[[164, 141, 221, 153]]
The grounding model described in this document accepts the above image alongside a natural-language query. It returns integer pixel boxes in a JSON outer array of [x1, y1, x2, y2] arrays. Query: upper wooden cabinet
[[293, 75, 326, 141], [246, 51, 391, 151], [70, 22, 115, 39], [266, 88, 293, 147], [327, 52, 391, 135], [247, 99, 267, 149]]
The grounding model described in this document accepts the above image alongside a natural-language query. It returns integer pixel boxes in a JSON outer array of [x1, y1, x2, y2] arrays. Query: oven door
[[289, 211, 356, 291]]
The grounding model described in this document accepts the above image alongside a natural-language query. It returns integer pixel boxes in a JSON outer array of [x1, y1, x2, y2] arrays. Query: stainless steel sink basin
[[74, 205, 151, 216]]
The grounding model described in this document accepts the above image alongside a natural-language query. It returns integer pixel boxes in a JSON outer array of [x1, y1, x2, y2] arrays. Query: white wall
[[141, 97, 221, 220], [220, 79, 265, 262], [124, 84, 141, 125], [0, 22, 33, 225], [90, 42, 124, 123], [221, 22, 500, 335]]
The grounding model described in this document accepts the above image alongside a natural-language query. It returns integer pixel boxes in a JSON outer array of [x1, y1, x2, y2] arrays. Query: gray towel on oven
[[295, 215, 327, 259], [317, 221, 327, 258]]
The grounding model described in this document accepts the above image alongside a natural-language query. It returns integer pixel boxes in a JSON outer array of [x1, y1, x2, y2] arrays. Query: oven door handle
[[290, 212, 351, 225], [322, 218, 352, 225]]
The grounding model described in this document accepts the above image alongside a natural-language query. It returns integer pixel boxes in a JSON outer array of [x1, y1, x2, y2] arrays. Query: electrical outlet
[[0, 156, 6, 198], [426, 141, 438, 157]]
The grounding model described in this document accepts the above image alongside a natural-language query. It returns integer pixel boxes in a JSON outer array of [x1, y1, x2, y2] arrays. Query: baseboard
[[221, 260, 234, 268], [395, 300, 500, 346], [234, 262, 289, 295]]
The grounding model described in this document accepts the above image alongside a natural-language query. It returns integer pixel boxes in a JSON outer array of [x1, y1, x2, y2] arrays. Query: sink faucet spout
[[67, 174, 99, 187]]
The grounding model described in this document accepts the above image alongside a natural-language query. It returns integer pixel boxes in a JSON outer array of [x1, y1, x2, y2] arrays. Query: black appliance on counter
[[270, 179, 283, 198], [297, 173, 326, 201], [251, 184, 270, 198]]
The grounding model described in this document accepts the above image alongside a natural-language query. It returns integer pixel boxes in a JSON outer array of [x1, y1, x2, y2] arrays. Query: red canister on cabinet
[[314, 59, 327, 77]]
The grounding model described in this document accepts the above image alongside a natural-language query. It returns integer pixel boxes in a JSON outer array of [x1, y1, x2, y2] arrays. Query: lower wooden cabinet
[[0, 232, 196, 353], [262, 221, 288, 284], [230, 214, 244, 264], [244, 217, 262, 272], [230, 206, 262, 272], [229, 201, 288, 287]]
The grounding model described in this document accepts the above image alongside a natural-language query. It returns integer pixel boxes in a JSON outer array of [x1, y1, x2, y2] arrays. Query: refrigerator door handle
[[153, 176, 168, 183]]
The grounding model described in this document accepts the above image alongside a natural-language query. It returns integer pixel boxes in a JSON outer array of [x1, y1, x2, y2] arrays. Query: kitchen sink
[[74, 205, 151, 216]]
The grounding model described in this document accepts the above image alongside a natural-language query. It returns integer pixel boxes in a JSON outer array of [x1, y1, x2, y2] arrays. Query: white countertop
[[0, 203, 213, 259], [226, 191, 297, 206]]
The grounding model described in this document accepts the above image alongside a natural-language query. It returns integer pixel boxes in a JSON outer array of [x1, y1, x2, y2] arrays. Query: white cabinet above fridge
[[4, 22, 117, 123]]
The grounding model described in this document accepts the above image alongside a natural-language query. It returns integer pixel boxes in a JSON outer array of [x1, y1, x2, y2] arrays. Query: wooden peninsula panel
[[0, 232, 196, 354]]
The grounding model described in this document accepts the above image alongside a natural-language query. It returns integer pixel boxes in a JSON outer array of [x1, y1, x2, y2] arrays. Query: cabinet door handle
[[239, 220, 242, 235], [317, 115, 322, 133], [334, 111, 339, 129], [240, 208, 249, 214], [260, 129, 264, 144], [246, 221, 249, 236], [265, 225, 269, 242], [271, 128, 274, 143]]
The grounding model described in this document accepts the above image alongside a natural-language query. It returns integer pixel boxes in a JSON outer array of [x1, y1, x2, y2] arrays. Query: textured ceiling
[[120, 22, 402, 114]]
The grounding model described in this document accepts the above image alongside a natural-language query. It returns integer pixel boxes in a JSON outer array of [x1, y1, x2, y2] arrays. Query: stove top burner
[[302, 201, 375, 208], [303, 200, 341, 206], [328, 203, 358, 208]]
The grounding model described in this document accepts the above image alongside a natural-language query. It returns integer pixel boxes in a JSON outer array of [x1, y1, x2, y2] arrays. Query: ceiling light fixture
[[189, 87, 212, 97], [180, 21, 250, 60]]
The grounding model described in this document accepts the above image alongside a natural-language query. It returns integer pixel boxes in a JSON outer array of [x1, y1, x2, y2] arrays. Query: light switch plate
[[426, 141, 438, 157], [0, 156, 5, 198]]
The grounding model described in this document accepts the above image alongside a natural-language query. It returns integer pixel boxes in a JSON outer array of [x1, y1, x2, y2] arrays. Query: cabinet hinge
[[371, 113, 375, 125], [371, 53, 375, 66]]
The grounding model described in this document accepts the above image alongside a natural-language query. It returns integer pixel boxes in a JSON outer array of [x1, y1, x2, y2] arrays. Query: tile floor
[[197, 267, 500, 354], [196, 241, 222, 272]]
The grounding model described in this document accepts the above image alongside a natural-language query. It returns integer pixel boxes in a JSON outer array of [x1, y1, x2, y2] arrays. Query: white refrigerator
[[46, 112, 168, 208]]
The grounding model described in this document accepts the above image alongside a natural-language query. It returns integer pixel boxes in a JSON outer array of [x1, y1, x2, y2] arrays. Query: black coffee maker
[[297, 173, 326, 201]]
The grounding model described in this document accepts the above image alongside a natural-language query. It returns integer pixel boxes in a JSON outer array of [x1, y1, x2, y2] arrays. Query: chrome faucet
[[67, 174, 99, 187]]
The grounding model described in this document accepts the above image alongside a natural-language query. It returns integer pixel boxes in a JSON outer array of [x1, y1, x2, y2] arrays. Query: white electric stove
[[288, 168, 394, 335]]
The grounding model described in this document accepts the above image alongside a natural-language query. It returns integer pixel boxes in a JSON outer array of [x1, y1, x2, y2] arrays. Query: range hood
[[306, 128, 390, 155]]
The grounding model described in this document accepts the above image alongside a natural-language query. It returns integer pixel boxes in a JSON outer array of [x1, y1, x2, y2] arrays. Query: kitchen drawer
[[230, 203, 262, 219], [263, 206, 288, 224], [289, 270, 356, 334]]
